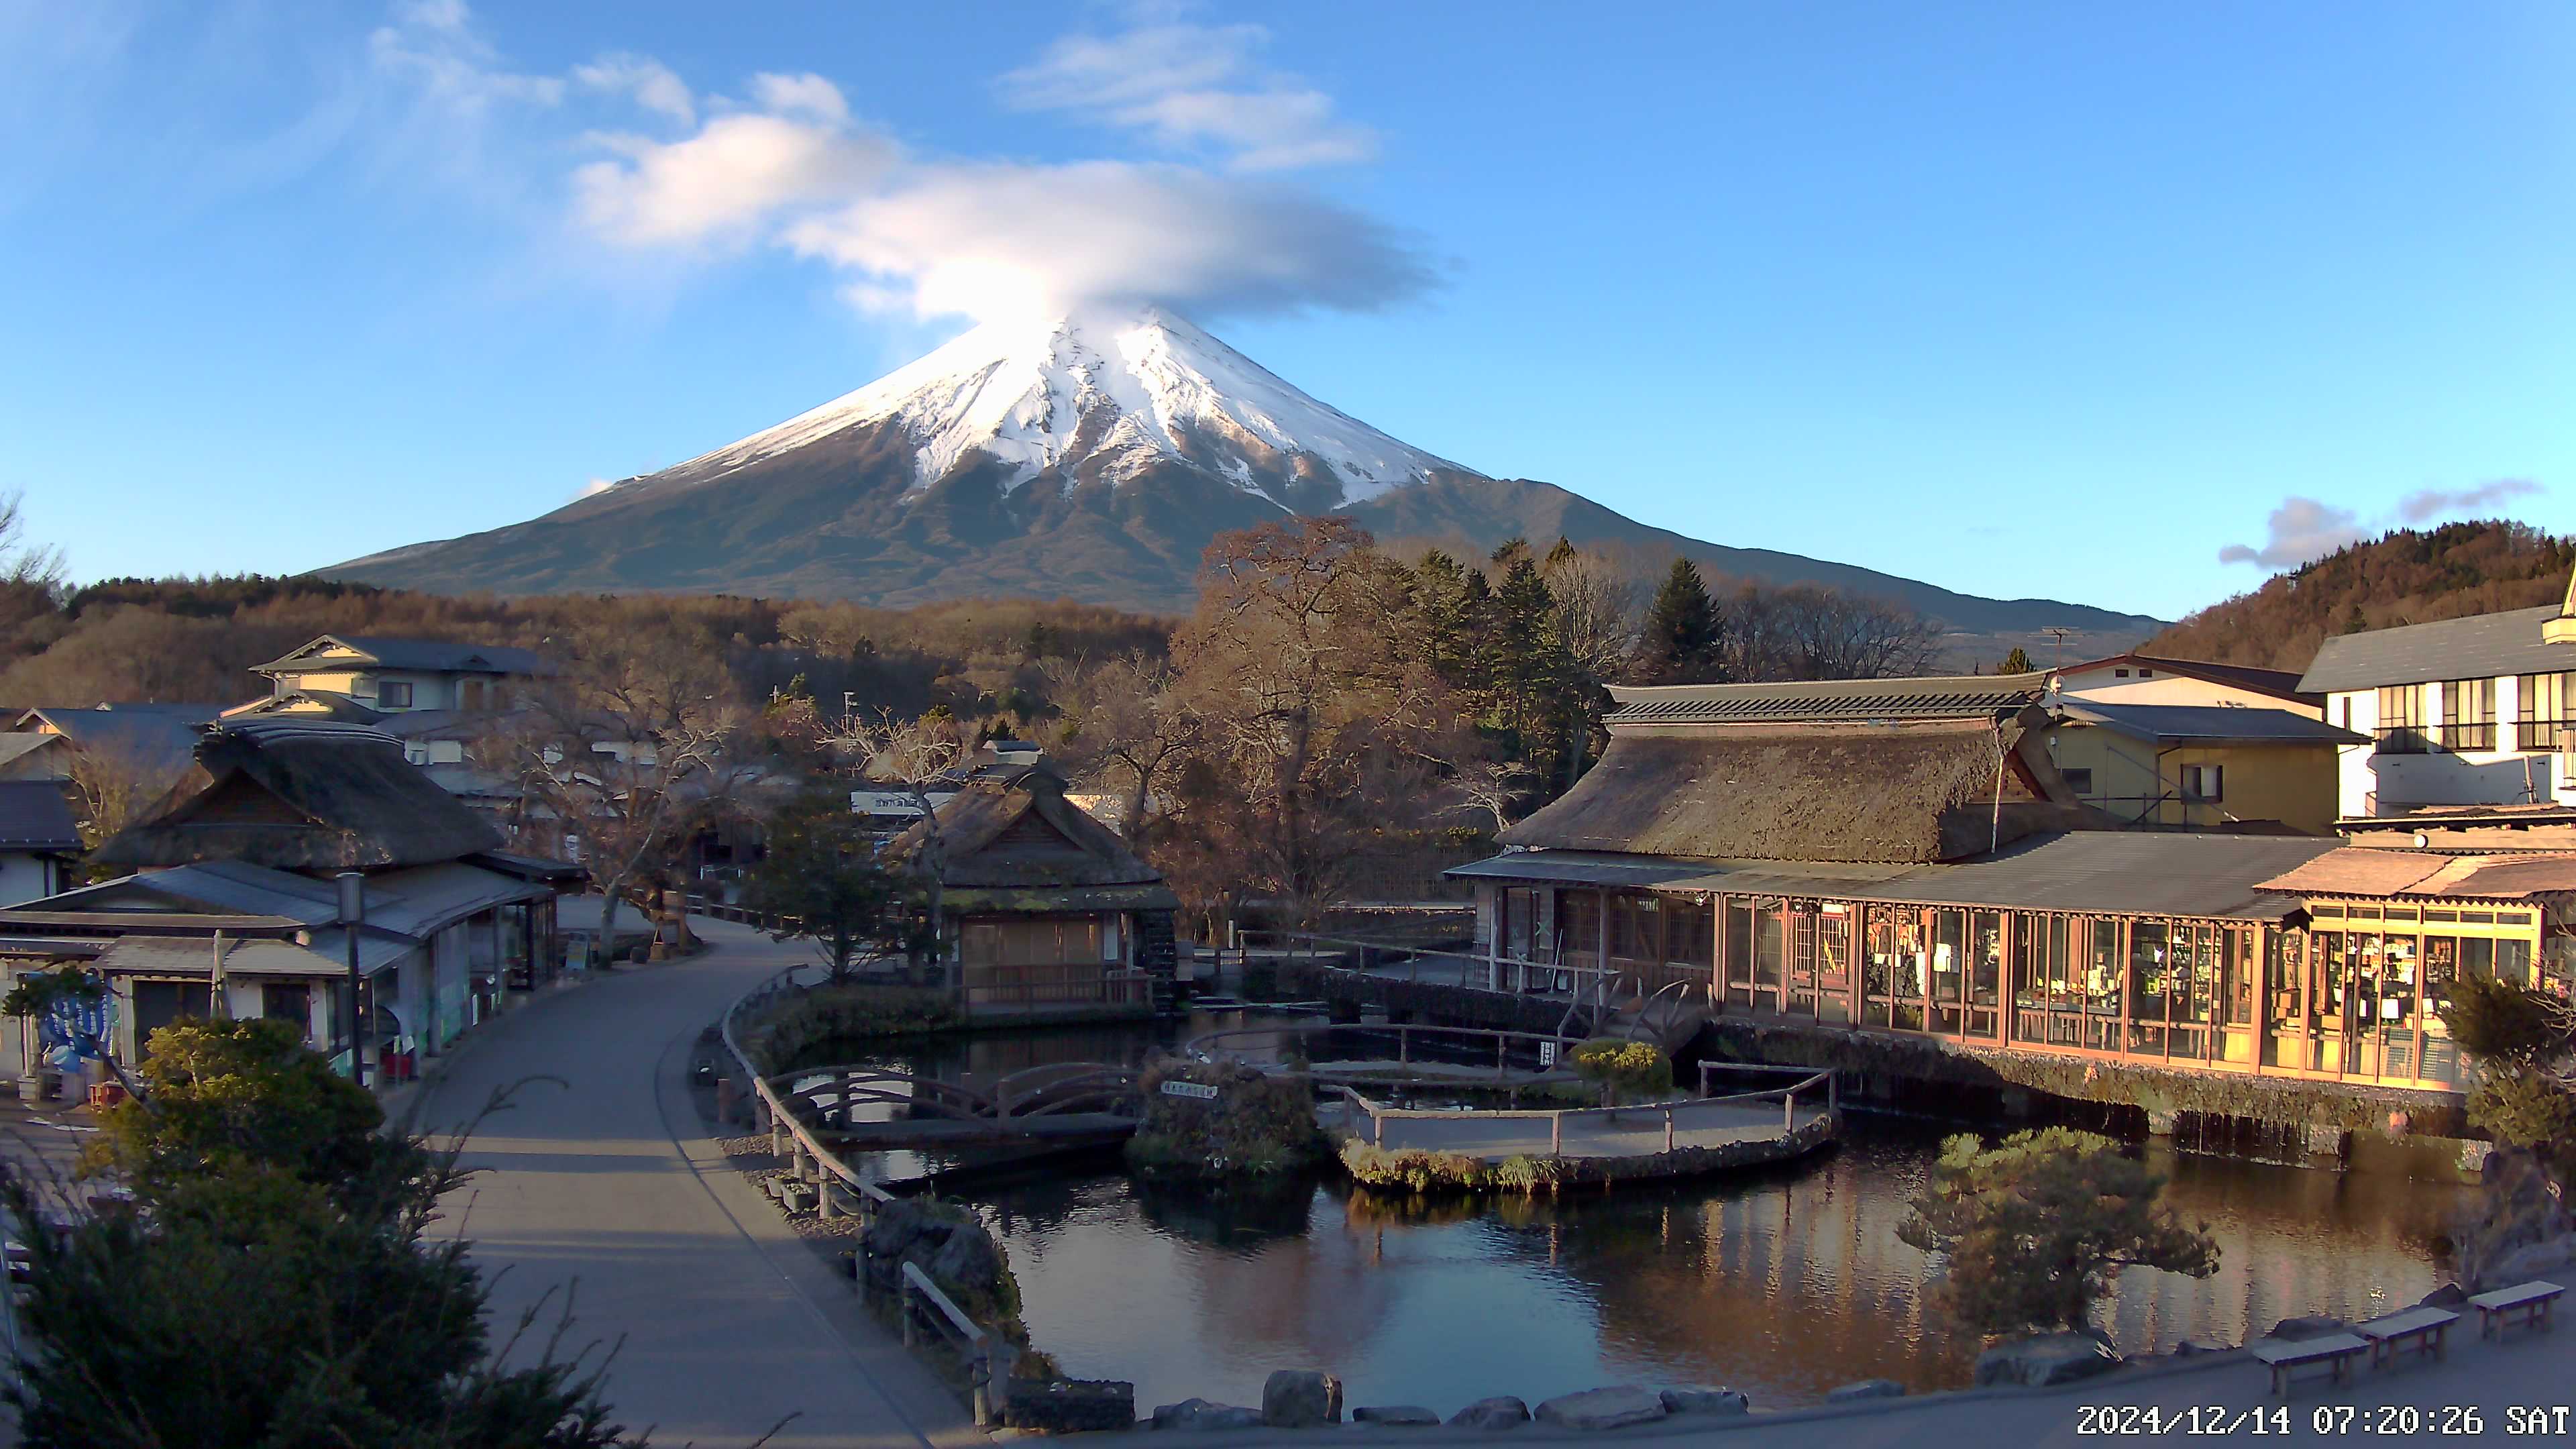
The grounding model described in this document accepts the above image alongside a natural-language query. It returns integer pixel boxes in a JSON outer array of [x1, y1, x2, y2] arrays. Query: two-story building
[[2298, 587, 2576, 849], [2055, 652, 2322, 716], [2043, 653, 2351, 834]]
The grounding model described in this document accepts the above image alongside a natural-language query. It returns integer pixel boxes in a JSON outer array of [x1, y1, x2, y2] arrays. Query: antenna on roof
[[2045, 628, 2072, 672]]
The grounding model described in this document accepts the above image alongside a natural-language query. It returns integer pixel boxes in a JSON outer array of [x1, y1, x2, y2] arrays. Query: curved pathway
[[414, 914, 982, 1449]]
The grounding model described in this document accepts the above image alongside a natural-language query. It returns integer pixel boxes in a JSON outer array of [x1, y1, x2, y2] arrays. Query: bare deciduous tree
[[1044, 651, 1204, 847], [824, 707, 968, 981], [65, 741, 193, 869], [1540, 544, 1644, 686], [479, 633, 749, 961]]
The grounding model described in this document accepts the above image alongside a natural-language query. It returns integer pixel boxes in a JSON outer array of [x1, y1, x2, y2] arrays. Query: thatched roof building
[[889, 757, 1179, 913], [1505, 676, 2093, 866], [96, 717, 500, 871]]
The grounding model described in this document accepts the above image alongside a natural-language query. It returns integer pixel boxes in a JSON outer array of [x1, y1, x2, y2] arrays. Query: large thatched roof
[[1503, 710, 2090, 865], [96, 718, 500, 871], [888, 761, 1166, 893]]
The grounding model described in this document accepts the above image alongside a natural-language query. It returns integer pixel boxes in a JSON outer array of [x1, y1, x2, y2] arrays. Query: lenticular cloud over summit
[[566, 22, 1439, 325]]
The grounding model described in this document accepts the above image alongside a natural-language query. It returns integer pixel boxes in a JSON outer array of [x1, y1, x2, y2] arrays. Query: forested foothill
[[2, 502, 1949, 926], [2147, 520, 2576, 672]]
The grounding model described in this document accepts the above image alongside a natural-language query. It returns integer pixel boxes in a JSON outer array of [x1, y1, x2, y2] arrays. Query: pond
[[802, 1015, 2477, 1413]]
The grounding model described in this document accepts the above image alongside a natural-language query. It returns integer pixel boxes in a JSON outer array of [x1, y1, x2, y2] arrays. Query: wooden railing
[[960, 963, 1152, 1012], [1338, 1063, 1836, 1158], [720, 964, 1016, 1425]]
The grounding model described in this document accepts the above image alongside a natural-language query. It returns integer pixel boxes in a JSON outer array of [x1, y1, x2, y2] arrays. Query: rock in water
[[1973, 1332, 2123, 1388], [1659, 1386, 1750, 1415], [1152, 1399, 1262, 1431], [1448, 1397, 1532, 1430], [928, 1220, 1004, 1298], [1351, 1406, 1441, 1426], [1008, 1379, 1135, 1434], [1824, 1379, 1907, 1403], [1534, 1387, 1668, 1430], [1260, 1370, 1343, 1428]]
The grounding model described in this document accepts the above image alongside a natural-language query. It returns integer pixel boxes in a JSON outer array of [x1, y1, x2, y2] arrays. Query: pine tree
[[1999, 647, 2034, 674], [1640, 558, 1724, 683]]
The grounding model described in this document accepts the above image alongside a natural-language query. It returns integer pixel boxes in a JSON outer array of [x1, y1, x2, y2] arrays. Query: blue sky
[[4, 1, 2569, 621]]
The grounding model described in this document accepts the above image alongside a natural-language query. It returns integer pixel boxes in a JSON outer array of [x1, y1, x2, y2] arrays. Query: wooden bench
[[2250, 1333, 2369, 1396], [2355, 1305, 2459, 1369], [2468, 1281, 2565, 1340]]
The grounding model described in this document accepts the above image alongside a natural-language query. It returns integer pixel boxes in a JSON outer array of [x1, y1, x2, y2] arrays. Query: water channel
[[792, 1009, 2477, 1413]]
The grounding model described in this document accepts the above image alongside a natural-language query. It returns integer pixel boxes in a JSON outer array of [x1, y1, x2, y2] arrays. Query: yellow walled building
[[2046, 702, 2365, 836]]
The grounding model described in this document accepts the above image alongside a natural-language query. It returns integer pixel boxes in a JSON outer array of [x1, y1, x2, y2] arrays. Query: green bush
[[1571, 1038, 1671, 1106], [1125, 1058, 1323, 1180]]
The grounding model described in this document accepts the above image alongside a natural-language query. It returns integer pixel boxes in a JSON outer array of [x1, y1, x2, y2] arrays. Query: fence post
[[1399, 1026, 1410, 1065], [900, 1278, 918, 1348], [1783, 1085, 1795, 1132], [1828, 1071, 1837, 1116], [1550, 1112, 1562, 1157], [1664, 1108, 1675, 1154], [971, 1338, 994, 1428]]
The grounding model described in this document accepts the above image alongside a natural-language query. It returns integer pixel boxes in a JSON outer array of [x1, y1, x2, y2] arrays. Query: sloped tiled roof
[[251, 635, 555, 678], [1605, 673, 2049, 727], [2057, 702, 2367, 745], [2299, 606, 2576, 694]]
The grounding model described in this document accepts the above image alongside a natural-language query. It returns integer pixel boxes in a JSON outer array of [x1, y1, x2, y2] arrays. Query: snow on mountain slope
[[655, 307, 1479, 508]]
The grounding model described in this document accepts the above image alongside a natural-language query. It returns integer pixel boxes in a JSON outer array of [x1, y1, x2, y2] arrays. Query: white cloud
[[573, 53, 694, 126], [2216, 497, 2366, 569], [2219, 480, 2551, 570], [575, 101, 894, 248], [782, 160, 1434, 323], [578, 476, 616, 498], [999, 22, 1375, 172], [357, 3, 1431, 324], [748, 72, 849, 125]]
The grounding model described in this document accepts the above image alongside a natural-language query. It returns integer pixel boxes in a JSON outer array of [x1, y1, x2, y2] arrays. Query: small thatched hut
[[888, 752, 1179, 1017]]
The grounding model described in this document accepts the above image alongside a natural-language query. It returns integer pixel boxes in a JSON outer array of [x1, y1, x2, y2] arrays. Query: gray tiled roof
[[2298, 606, 2576, 694], [252, 635, 555, 678], [1449, 831, 2341, 922], [2057, 702, 2368, 746], [0, 782, 78, 852], [1606, 672, 2049, 726]]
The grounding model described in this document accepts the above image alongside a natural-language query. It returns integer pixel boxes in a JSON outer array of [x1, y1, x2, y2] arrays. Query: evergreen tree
[[1640, 558, 1724, 683], [1999, 647, 2034, 674]]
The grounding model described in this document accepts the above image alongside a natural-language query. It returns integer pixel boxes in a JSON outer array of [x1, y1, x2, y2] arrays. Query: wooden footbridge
[[771, 1061, 1148, 1149]]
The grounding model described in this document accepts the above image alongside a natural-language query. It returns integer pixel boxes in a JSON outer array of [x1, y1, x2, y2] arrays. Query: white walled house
[[0, 783, 80, 906], [2299, 594, 2576, 845], [2055, 652, 2323, 716], [245, 635, 553, 715]]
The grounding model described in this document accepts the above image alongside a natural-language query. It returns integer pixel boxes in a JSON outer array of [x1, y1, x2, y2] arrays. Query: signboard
[[1538, 1040, 1558, 1068], [1160, 1080, 1220, 1100]]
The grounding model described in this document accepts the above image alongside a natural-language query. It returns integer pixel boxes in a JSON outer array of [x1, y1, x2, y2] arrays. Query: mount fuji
[[330, 309, 2158, 650]]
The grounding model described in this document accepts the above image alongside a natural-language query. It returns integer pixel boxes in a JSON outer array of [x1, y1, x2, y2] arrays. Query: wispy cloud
[[2218, 481, 2550, 570], [2397, 477, 2541, 523], [572, 53, 694, 127], [999, 22, 1376, 172]]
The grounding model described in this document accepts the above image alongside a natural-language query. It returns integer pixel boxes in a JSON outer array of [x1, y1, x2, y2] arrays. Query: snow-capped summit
[[638, 307, 1479, 511]]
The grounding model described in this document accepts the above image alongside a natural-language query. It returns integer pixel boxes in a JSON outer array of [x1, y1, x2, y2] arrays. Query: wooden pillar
[[1999, 912, 2017, 1047], [1712, 894, 1728, 1004], [1597, 889, 1611, 997]]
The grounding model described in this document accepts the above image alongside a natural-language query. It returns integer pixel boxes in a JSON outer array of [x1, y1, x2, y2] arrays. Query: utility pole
[[337, 871, 367, 1087], [2045, 627, 2072, 673]]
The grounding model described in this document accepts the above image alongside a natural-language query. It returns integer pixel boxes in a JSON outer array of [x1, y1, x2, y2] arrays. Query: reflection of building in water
[[1483, 1136, 2471, 1399]]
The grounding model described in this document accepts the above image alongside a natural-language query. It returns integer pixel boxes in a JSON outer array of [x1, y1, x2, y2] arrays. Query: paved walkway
[[413, 917, 984, 1449]]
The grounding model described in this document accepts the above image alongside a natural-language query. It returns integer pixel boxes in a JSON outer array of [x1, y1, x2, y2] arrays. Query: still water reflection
[[963, 1123, 2471, 1413], [800, 1014, 2475, 1412]]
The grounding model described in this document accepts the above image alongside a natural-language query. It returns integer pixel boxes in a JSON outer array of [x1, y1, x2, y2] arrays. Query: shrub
[[1125, 1058, 1322, 1180], [1571, 1038, 1671, 1106], [1338, 1141, 1491, 1192], [2441, 976, 2576, 1065]]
